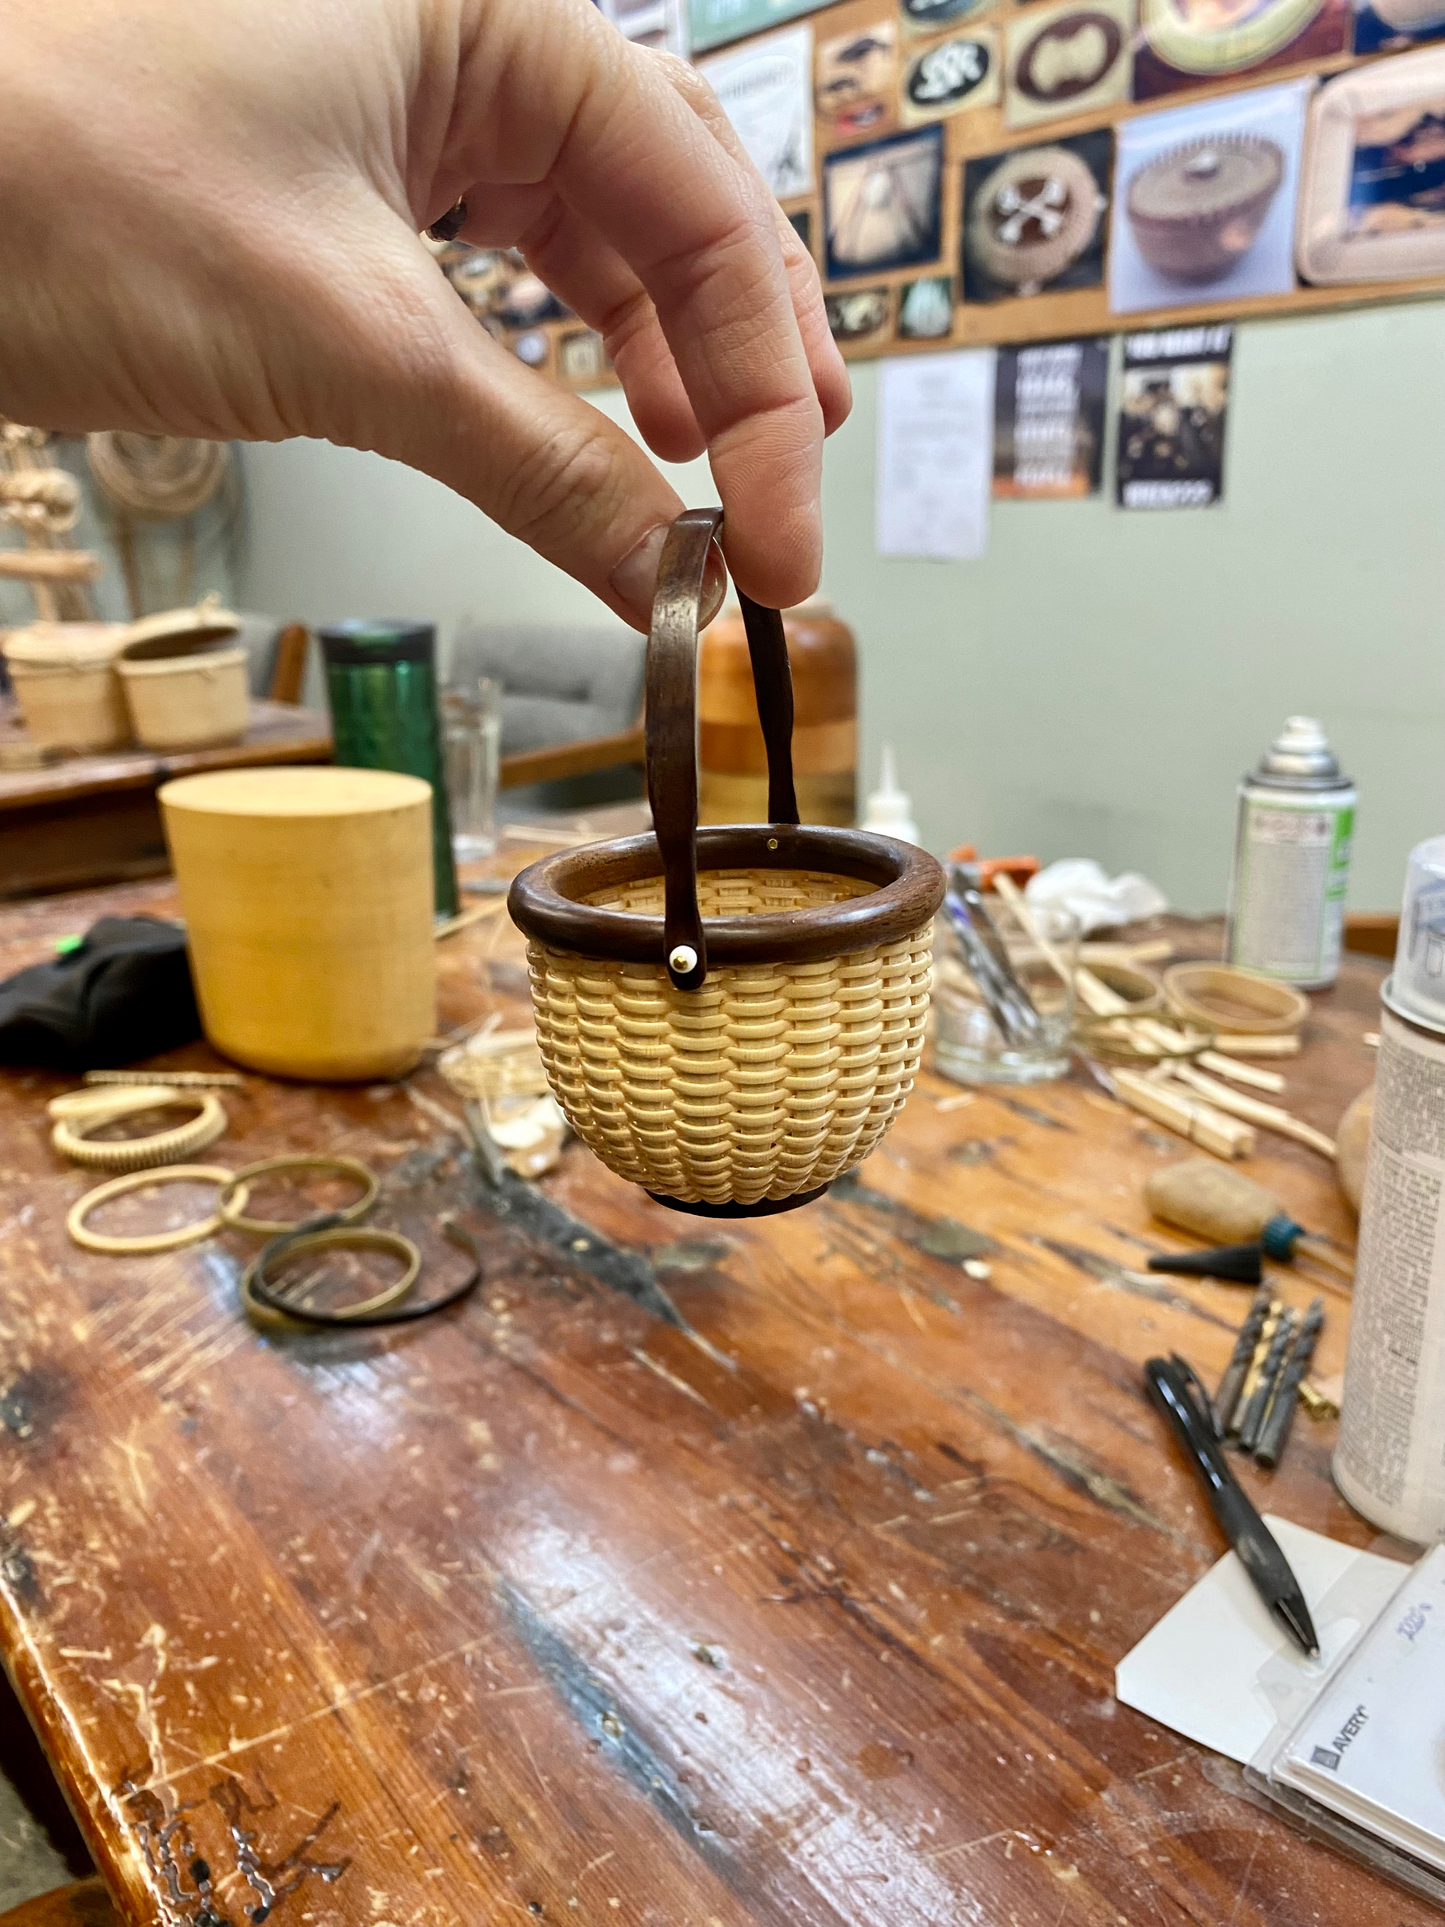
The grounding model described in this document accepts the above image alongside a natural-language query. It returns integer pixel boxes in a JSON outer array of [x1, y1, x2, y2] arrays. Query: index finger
[[467, 7, 829, 608]]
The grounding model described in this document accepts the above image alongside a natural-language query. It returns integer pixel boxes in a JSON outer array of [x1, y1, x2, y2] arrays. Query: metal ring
[[51, 1090, 227, 1173], [243, 1220, 421, 1324], [426, 197, 468, 243], [244, 1217, 483, 1329], [67, 1166, 241, 1254], [217, 1155, 378, 1235]]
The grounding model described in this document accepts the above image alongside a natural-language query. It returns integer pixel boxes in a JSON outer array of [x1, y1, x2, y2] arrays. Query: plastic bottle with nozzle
[[861, 743, 921, 847]]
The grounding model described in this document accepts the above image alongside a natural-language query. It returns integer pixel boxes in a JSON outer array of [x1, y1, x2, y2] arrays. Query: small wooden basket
[[509, 510, 945, 1216]]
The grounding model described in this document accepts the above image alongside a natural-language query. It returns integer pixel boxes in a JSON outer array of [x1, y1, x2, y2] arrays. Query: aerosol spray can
[[1226, 717, 1355, 989], [1336, 836, 1445, 1543]]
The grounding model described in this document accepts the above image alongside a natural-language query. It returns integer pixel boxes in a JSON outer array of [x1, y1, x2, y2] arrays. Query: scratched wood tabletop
[[0, 837, 1418, 1927]]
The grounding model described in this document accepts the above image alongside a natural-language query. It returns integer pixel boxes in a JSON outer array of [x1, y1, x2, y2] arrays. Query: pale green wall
[[238, 296, 1445, 912]]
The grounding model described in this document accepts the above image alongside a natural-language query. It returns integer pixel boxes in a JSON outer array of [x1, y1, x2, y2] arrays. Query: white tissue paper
[[1024, 859, 1168, 934]]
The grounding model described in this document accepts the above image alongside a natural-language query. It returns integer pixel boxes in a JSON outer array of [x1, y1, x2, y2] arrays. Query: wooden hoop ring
[[217, 1155, 378, 1235], [68, 1166, 241, 1254], [243, 1223, 420, 1324]]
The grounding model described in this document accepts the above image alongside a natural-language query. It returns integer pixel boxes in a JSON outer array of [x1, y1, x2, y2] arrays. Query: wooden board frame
[[741, 0, 1445, 354]]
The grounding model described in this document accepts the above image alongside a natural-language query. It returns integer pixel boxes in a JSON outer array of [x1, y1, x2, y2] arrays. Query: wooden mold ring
[[217, 1154, 378, 1235], [1162, 962, 1308, 1034], [241, 1223, 420, 1325], [508, 823, 944, 968], [68, 1166, 241, 1254]]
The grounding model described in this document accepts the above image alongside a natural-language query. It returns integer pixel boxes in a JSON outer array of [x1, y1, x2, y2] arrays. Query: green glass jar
[[318, 620, 459, 920]]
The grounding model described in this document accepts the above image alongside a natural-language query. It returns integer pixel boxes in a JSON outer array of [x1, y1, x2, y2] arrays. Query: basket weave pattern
[[526, 867, 933, 1205]]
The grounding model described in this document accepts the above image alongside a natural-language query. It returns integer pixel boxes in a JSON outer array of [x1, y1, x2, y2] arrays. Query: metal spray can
[[1225, 716, 1355, 989]]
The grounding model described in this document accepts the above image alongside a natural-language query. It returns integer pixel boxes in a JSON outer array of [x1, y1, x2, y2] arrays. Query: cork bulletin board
[[699, 0, 1445, 359], [436, 0, 1445, 379]]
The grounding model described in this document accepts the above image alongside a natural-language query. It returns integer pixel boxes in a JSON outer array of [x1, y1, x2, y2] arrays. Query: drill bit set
[[1213, 1285, 1326, 1470]]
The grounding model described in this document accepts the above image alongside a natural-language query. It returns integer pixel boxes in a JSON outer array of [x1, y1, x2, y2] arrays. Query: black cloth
[[0, 916, 201, 1070]]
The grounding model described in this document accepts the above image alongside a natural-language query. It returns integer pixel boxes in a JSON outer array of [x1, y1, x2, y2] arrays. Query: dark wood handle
[[645, 509, 798, 992]]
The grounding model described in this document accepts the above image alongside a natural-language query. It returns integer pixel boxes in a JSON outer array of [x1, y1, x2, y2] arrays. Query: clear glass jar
[[934, 895, 1079, 1084], [441, 678, 501, 862]]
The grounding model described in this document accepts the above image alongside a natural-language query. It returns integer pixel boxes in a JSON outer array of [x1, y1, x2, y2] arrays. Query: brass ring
[[217, 1155, 378, 1235], [244, 1217, 483, 1329], [51, 1090, 227, 1173], [67, 1166, 241, 1254], [242, 1222, 420, 1325]]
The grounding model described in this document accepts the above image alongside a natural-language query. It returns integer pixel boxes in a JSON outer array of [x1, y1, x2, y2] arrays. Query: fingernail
[[609, 525, 669, 628], [609, 526, 728, 629], [700, 539, 727, 628]]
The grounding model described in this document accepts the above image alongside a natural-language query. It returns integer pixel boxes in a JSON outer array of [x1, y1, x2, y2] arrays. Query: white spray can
[[1226, 717, 1355, 989], [1336, 837, 1445, 1544]]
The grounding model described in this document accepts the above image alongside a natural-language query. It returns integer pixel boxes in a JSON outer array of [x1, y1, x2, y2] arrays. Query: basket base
[[645, 1183, 831, 1220]]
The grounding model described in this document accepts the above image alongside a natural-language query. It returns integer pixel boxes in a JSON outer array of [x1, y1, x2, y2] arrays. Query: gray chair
[[235, 612, 309, 703], [447, 622, 645, 792]]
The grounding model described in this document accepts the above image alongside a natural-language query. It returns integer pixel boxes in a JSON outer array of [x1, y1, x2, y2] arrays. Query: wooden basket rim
[[509, 823, 944, 968]]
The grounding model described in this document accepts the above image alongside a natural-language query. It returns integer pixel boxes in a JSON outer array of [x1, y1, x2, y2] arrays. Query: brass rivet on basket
[[767, 837, 779, 850], [669, 944, 699, 974]]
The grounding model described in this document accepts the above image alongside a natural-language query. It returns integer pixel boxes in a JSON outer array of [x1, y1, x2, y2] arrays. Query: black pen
[[1145, 1353, 1319, 1658]]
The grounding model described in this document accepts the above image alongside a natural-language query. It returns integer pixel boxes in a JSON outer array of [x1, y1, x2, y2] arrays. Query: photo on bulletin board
[[688, 0, 833, 54], [816, 18, 900, 140], [697, 24, 816, 198], [824, 123, 946, 277], [1110, 79, 1310, 312], [438, 247, 572, 334], [558, 329, 612, 387], [825, 284, 896, 341], [1116, 323, 1232, 507], [898, 273, 956, 334], [1354, 0, 1445, 52], [1296, 48, 1445, 283], [1133, 0, 1350, 99], [993, 337, 1110, 495], [900, 0, 999, 31], [901, 26, 1002, 121], [1004, 0, 1134, 131], [962, 129, 1114, 300]]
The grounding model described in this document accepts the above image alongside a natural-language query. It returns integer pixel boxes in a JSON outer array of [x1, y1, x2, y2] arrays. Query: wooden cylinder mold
[[159, 766, 436, 1081], [699, 599, 857, 828]]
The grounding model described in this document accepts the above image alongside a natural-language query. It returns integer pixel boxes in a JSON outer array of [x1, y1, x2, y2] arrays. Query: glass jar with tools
[[318, 620, 459, 920], [441, 678, 501, 862], [934, 875, 1079, 1084]]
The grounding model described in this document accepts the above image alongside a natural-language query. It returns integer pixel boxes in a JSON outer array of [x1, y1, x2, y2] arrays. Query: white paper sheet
[[876, 349, 995, 561], [698, 25, 814, 198], [1115, 1515, 1408, 1766]]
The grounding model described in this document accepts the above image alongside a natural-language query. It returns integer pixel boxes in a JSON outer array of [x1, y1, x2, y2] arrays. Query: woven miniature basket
[[508, 509, 945, 1217]]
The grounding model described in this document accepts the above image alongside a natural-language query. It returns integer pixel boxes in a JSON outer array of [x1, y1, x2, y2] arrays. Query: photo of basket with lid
[[508, 510, 945, 1218]]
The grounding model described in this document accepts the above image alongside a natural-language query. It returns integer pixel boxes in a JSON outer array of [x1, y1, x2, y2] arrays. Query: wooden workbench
[[0, 854, 1419, 1927], [0, 701, 332, 899]]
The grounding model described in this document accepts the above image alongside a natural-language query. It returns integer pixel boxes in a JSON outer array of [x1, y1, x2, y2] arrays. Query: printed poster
[[1116, 324, 1233, 509], [877, 348, 997, 559], [698, 24, 815, 197], [993, 338, 1109, 497]]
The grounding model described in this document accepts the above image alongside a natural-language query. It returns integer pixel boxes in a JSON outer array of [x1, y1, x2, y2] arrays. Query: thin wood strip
[[1110, 1067, 1256, 1159], [1164, 1063, 1338, 1157]]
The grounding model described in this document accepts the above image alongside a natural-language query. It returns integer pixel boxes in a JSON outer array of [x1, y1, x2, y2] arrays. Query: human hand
[[0, 0, 850, 625]]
